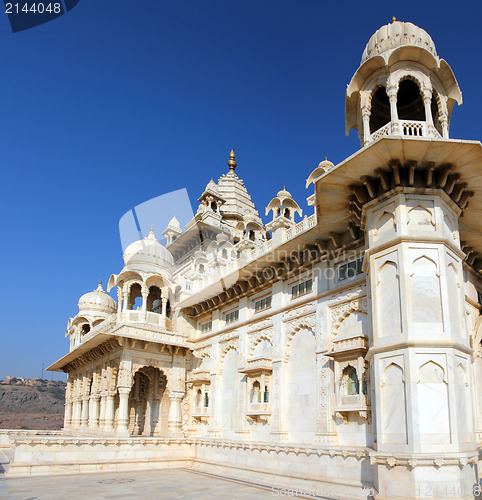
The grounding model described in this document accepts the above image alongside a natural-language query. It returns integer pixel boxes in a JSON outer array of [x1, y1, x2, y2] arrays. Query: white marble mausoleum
[[3, 19, 482, 500]]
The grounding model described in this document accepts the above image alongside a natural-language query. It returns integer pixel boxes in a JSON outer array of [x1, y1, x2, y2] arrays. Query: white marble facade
[[33, 20, 482, 499]]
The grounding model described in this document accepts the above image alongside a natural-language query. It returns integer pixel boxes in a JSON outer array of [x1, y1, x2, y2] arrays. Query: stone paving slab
[[0, 468, 278, 499]]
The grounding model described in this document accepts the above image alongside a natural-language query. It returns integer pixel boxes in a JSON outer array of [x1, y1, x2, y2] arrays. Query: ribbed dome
[[78, 281, 116, 314], [123, 227, 175, 273], [361, 21, 437, 64], [277, 188, 292, 199]]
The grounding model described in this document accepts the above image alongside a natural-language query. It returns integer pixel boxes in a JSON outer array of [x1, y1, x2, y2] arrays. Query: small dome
[[78, 281, 117, 315], [277, 187, 292, 199], [123, 227, 175, 273], [361, 20, 437, 64], [317, 159, 335, 172]]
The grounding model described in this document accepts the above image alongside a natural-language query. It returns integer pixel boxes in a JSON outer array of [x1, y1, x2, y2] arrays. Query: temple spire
[[228, 149, 237, 173]]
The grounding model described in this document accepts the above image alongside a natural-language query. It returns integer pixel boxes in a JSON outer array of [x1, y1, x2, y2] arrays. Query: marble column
[[269, 356, 287, 441], [387, 86, 399, 134], [63, 399, 73, 429], [423, 92, 434, 135], [361, 106, 370, 145], [89, 395, 100, 431], [72, 398, 82, 429], [168, 391, 184, 435], [160, 296, 168, 328], [117, 287, 123, 316], [99, 392, 107, 430], [104, 393, 115, 432], [80, 396, 90, 430], [116, 387, 130, 436], [151, 397, 161, 435], [315, 354, 337, 443]]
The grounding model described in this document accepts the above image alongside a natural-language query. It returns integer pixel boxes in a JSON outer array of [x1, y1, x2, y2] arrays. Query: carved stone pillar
[[207, 373, 220, 437], [145, 394, 153, 436], [440, 113, 449, 139], [80, 396, 90, 429], [361, 105, 371, 145], [89, 395, 100, 430], [168, 391, 184, 435], [387, 86, 399, 134], [315, 354, 337, 443], [423, 92, 434, 135], [160, 296, 168, 328], [117, 287, 123, 315], [64, 399, 73, 429], [99, 392, 107, 430], [116, 387, 130, 436], [104, 393, 115, 432], [269, 355, 287, 441], [72, 397, 82, 429], [122, 284, 129, 312], [151, 397, 161, 435]]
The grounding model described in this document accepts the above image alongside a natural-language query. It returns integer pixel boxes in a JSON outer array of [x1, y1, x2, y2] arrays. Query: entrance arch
[[128, 366, 168, 436]]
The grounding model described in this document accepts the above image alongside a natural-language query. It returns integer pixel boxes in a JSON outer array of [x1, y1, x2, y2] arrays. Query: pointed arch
[[419, 360, 446, 383]]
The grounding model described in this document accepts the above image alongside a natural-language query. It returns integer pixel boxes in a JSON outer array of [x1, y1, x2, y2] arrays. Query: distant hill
[[0, 378, 66, 430]]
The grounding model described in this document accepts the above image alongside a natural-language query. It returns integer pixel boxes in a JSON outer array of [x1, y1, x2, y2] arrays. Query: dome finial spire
[[147, 225, 157, 240], [96, 279, 103, 291], [392, 16, 396, 23], [228, 149, 237, 173]]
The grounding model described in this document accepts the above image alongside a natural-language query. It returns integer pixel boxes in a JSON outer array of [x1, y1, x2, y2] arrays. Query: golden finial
[[228, 149, 237, 172], [392, 16, 396, 23], [325, 156, 327, 161], [150, 225, 154, 232], [99, 279, 102, 286]]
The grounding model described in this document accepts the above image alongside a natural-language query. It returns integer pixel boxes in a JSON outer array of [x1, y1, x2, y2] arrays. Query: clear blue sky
[[0, 1, 480, 380]]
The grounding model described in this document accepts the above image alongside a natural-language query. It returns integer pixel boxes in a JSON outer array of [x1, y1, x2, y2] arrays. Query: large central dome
[[361, 20, 437, 64]]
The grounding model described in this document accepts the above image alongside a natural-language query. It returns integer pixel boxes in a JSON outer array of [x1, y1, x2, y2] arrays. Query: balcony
[[368, 120, 442, 144], [192, 406, 209, 421], [330, 335, 368, 360], [246, 402, 271, 422], [118, 311, 172, 331], [239, 357, 272, 376], [187, 370, 211, 384]]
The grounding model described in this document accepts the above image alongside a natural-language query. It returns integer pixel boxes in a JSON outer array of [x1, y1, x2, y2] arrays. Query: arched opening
[[211, 201, 217, 212], [128, 283, 142, 310], [284, 208, 291, 219], [81, 323, 91, 336], [221, 248, 228, 259], [196, 389, 202, 408], [147, 286, 162, 314], [128, 367, 168, 436], [249, 230, 255, 241], [397, 79, 425, 121], [198, 264, 205, 274], [369, 85, 390, 134], [251, 381, 261, 403], [342, 366, 359, 396]]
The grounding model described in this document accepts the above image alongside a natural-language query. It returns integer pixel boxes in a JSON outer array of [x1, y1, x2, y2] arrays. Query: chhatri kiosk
[[5, 19, 481, 500]]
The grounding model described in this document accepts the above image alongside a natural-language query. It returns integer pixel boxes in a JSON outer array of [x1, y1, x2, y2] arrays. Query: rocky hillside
[[0, 378, 66, 430]]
